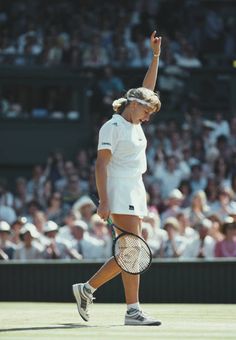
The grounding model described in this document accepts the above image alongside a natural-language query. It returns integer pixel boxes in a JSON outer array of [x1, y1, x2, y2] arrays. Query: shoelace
[[84, 294, 95, 309], [127, 309, 152, 319]]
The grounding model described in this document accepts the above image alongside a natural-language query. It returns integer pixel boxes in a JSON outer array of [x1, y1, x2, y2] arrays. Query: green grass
[[0, 303, 236, 339]]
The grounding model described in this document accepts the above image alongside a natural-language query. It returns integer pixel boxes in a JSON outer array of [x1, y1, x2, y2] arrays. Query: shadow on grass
[[0, 323, 96, 332]]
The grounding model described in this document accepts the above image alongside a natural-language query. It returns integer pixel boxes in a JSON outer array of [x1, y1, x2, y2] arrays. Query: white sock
[[127, 302, 140, 312], [84, 282, 97, 294]]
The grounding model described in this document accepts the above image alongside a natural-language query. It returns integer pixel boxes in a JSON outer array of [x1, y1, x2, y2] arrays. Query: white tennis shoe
[[125, 308, 161, 326], [72, 283, 94, 321]]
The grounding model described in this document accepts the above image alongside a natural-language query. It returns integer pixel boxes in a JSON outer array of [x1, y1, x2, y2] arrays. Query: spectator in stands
[[0, 221, 15, 260], [189, 163, 207, 193], [24, 199, 42, 223], [178, 179, 192, 208], [13, 223, 45, 260], [154, 155, 189, 198], [181, 218, 215, 258], [146, 179, 163, 211], [75, 149, 91, 192], [184, 107, 204, 137], [176, 211, 196, 240], [215, 217, 236, 257], [142, 215, 167, 258], [44, 151, 65, 185], [32, 210, 49, 246], [27, 165, 46, 201], [0, 178, 14, 207], [191, 137, 206, 163], [174, 42, 202, 68], [205, 175, 219, 207], [207, 213, 224, 243], [141, 221, 161, 257], [43, 220, 81, 259], [46, 192, 68, 226], [212, 112, 230, 141], [71, 219, 106, 259], [184, 190, 210, 227], [166, 131, 184, 160], [38, 179, 53, 210], [57, 210, 78, 244], [160, 217, 187, 258], [55, 160, 77, 193], [90, 213, 112, 258], [161, 189, 184, 222], [213, 157, 231, 188], [72, 195, 96, 229], [44, 37, 63, 66], [210, 186, 236, 220], [10, 216, 27, 245], [62, 174, 81, 208], [13, 177, 33, 215], [215, 135, 231, 162], [0, 203, 16, 225]]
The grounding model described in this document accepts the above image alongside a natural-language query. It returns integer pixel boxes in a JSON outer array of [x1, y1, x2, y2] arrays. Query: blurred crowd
[[1, 109, 236, 261], [0, 0, 236, 261], [0, 0, 235, 68]]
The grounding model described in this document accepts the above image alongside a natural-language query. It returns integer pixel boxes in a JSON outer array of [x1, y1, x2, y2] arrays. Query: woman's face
[[192, 194, 202, 207], [23, 232, 33, 245], [131, 102, 154, 124], [225, 225, 236, 238]]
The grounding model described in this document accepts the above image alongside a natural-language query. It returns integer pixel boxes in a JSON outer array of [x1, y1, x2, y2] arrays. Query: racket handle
[[107, 217, 113, 225]]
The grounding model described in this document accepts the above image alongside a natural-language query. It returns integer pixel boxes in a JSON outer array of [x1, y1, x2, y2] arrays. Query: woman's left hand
[[150, 30, 162, 56]]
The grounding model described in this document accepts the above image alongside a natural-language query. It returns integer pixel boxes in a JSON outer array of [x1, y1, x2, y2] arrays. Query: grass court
[[0, 302, 236, 339]]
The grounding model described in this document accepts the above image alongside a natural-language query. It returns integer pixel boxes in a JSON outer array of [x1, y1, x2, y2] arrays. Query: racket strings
[[114, 234, 151, 274]]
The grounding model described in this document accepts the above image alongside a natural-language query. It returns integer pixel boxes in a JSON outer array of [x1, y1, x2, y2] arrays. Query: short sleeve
[[97, 121, 119, 154]]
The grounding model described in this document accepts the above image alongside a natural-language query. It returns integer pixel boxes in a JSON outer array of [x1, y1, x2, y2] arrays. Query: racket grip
[[107, 217, 113, 225]]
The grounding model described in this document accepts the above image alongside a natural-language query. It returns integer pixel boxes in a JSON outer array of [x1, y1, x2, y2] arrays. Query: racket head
[[112, 232, 152, 275]]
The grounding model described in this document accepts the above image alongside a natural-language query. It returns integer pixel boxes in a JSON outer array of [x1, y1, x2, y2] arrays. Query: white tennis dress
[[97, 114, 148, 217]]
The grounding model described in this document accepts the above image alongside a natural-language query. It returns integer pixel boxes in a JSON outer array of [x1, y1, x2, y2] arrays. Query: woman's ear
[[130, 101, 138, 110]]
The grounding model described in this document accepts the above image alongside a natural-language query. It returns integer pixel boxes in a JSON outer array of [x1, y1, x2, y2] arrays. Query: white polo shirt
[[98, 114, 147, 178]]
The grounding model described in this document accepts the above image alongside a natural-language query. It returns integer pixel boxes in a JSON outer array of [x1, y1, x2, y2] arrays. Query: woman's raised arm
[[142, 31, 162, 91]]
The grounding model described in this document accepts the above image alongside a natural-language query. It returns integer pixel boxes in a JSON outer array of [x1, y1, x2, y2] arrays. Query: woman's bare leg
[[112, 214, 141, 305], [88, 214, 141, 301], [88, 257, 121, 289]]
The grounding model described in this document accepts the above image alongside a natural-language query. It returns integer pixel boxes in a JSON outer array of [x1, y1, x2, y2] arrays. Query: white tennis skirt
[[107, 175, 148, 217]]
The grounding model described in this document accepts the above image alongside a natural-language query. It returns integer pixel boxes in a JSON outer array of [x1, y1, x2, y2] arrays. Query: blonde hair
[[191, 190, 208, 212], [112, 87, 161, 113]]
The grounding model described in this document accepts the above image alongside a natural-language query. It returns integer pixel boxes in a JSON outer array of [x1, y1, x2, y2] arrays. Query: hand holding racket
[[91, 195, 152, 275]]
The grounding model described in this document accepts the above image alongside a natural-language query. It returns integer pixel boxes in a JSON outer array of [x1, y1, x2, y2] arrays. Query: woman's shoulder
[[99, 114, 125, 133], [101, 114, 122, 126]]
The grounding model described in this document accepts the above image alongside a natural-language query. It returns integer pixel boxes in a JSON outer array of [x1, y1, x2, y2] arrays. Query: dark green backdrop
[[1, 259, 236, 303]]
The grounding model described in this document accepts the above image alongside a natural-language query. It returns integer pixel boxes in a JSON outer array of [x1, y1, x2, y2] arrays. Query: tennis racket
[[91, 195, 152, 275]]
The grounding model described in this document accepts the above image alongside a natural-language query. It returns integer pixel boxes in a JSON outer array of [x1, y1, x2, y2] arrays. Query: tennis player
[[73, 31, 162, 326]]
